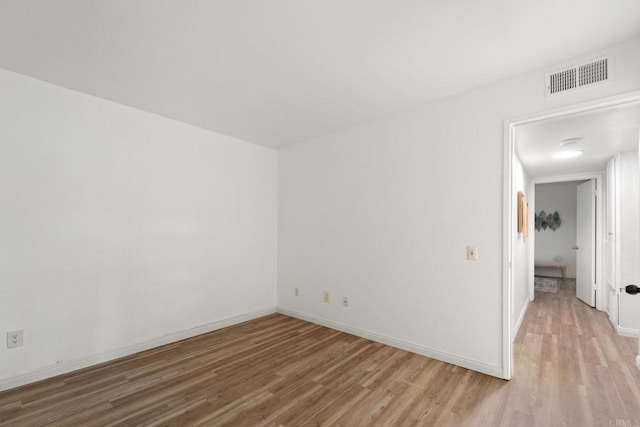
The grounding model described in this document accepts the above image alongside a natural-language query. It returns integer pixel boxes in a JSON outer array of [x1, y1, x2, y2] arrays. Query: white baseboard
[[0, 307, 276, 393], [277, 307, 504, 379], [512, 299, 529, 342], [615, 324, 640, 338]]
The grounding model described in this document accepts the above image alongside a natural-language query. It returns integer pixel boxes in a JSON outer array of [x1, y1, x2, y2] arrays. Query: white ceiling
[[1, 1, 640, 148], [515, 102, 640, 179]]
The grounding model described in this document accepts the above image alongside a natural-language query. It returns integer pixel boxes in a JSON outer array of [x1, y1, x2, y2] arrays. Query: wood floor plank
[[1, 278, 639, 426]]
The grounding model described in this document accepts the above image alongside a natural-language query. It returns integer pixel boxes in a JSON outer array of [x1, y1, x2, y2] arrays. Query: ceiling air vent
[[578, 58, 608, 86], [549, 68, 577, 94], [547, 57, 610, 96]]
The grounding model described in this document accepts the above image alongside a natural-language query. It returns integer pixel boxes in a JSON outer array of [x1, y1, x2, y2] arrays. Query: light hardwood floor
[[1, 278, 639, 426]]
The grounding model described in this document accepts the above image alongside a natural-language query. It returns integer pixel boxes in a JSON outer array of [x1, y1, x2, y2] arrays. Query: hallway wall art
[[535, 210, 561, 231]]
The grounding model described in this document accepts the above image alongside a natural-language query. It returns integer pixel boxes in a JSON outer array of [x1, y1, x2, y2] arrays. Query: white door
[[576, 180, 595, 306]]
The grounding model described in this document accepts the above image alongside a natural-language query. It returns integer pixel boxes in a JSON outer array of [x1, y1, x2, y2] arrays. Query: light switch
[[466, 246, 478, 261]]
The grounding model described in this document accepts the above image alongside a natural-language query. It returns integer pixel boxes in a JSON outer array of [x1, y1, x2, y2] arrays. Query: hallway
[[505, 278, 640, 425]]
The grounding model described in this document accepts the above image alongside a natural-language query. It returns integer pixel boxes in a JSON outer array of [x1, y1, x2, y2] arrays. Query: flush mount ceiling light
[[552, 150, 585, 159], [560, 137, 582, 147]]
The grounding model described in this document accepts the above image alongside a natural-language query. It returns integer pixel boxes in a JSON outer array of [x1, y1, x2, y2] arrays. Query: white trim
[[636, 355, 640, 370], [277, 307, 504, 379], [502, 120, 514, 380], [503, 90, 640, 385], [528, 180, 536, 302], [531, 172, 605, 185], [615, 324, 640, 338], [506, 91, 640, 127], [595, 177, 604, 311], [614, 152, 622, 323], [512, 298, 529, 342], [0, 307, 276, 393]]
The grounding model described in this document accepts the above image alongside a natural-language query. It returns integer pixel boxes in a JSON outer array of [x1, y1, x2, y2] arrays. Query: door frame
[[528, 174, 603, 306], [502, 90, 640, 380]]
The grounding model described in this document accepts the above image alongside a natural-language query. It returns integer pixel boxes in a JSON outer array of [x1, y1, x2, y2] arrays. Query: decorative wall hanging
[[517, 192, 524, 233], [534, 212, 543, 231], [551, 211, 561, 231], [535, 210, 561, 231], [517, 191, 528, 237], [539, 210, 548, 230]]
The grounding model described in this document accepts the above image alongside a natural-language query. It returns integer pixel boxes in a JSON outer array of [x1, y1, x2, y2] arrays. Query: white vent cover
[[547, 58, 610, 95]]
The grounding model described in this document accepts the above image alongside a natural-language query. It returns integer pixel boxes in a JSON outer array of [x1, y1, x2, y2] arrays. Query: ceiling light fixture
[[552, 150, 584, 159], [560, 137, 582, 147]]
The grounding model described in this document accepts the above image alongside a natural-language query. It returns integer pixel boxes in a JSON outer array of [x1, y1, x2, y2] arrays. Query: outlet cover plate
[[7, 330, 23, 349], [323, 291, 330, 303]]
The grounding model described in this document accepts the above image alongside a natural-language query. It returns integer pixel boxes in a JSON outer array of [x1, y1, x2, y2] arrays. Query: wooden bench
[[535, 263, 566, 280]]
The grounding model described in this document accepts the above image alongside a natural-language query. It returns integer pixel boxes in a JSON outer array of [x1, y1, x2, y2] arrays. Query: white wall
[[512, 156, 531, 339], [534, 181, 583, 278], [278, 36, 640, 377], [618, 150, 640, 333], [0, 69, 278, 388]]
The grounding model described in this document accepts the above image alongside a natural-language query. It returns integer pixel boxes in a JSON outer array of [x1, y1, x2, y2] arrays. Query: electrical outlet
[[343, 296, 349, 307], [295, 287, 299, 296], [323, 291, 330, 303], [466, 246, 478, 261], [7, 330, 23, 349]]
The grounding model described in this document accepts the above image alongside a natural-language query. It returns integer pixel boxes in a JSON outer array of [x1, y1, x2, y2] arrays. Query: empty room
[[1, 1, 640, 426]]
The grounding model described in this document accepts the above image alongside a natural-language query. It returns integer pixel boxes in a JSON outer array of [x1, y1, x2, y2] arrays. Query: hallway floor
[[506, 277, 640, 425]]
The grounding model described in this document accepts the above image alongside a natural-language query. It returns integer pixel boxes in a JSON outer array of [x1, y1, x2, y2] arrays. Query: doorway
[[532, 179, 594, 306], [502, 91, 640, 380]]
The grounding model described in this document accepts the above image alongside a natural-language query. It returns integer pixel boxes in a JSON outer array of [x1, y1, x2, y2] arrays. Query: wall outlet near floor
[[343, 296, 349, 307], [295, 287, 299, 296], [466, 245, 478, 261], [7, 330, 23, 349], [323, 291, 330, 303]]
